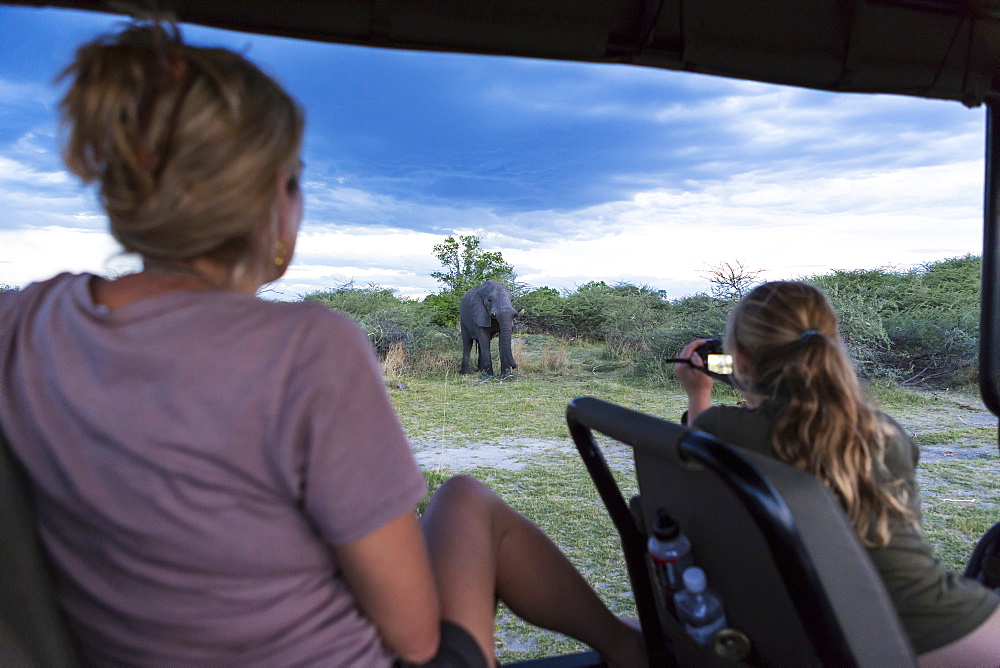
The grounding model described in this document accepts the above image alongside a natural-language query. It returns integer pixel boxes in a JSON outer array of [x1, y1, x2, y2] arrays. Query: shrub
[[561, 281, 614, 338], [819, 287, 893, 380], [808, 256, 980, 386], [421, 291, 462, 327], [304, 282, 405, 316], [633, 294, 730, 369], [561, 281, 673, 343], [515, 287, 564, 334], [305, 282, 454, 372], [301, 256, 981, 390]]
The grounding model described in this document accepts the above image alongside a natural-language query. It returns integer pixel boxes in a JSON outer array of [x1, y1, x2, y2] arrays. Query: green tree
[[421, 291, 463, 328], [428, 235, 517, 326], [431, 235, 516, 295]]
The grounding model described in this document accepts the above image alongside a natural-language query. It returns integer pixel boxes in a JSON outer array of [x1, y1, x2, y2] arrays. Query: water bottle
[[673, 566, 727, 646], [647, 508, 694, 593]]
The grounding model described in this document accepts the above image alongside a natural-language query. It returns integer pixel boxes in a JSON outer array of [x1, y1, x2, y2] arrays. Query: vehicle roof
[[8, 0, 1000, 107]]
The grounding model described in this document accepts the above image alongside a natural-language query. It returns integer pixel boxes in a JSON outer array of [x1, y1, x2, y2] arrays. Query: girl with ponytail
[[675, 280, 999, 666]]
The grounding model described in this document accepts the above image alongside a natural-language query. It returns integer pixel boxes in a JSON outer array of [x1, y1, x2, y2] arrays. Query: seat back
[[567, 396, 915, 667], [964, 520, 1000, 589], [0, 425, 79, 667]]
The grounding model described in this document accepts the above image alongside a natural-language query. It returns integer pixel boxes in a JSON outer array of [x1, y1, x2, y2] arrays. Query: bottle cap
[[683, 566, 707, 593], [652, 509, 680, 540]]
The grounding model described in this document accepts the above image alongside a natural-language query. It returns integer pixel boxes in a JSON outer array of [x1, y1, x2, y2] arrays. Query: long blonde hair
[[58, 21, 305, 275], [726, 281, 918, 547]]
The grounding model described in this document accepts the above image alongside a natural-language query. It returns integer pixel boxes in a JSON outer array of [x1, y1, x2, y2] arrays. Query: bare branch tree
[[703, 260, 765, 302]]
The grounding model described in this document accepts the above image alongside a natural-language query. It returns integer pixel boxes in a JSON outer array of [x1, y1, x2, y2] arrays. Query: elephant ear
[[474, 299, 492, 328]]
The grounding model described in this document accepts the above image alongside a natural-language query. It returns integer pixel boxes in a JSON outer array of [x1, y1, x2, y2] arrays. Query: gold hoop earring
[[274, 241, 287, 266]]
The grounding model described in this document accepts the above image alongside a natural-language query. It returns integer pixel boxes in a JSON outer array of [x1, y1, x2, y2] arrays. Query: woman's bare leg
[[917, 604, 1000, 667], [420, 475, 646, 667]]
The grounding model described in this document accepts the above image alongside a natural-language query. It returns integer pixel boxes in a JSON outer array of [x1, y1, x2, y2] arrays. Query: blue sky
[[0, 5, 987, 300]]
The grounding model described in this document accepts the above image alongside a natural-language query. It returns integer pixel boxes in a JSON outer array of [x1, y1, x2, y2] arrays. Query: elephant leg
[[477, 332, 494, 375], [461, 335, 474, 375]]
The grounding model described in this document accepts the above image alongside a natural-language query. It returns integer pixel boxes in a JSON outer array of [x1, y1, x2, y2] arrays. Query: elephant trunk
[[498, 319, 517, 377]]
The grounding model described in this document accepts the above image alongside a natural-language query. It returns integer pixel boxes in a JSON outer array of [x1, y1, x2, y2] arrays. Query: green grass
[[388, 337, 745, 444], [394, 341, 1000, 662], [912, 428, 998, 448], [390, 374, 687, 444], [868, 380, 942, 407], [919, 461, 1000, 570]]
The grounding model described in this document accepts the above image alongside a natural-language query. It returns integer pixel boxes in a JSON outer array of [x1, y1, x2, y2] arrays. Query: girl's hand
[[674, 339, 715, 423]]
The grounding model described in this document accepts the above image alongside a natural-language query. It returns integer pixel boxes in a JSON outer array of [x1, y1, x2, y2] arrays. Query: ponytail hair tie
[[800, 330, 819, 343]]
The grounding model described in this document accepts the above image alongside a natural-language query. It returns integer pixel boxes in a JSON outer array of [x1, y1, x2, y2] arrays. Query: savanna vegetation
[[306, 243, 983, 392]]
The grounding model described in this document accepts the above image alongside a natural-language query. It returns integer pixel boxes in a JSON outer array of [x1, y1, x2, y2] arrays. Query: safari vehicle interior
[[3, 0, 1000, 666], [566, 396, 918, 666]]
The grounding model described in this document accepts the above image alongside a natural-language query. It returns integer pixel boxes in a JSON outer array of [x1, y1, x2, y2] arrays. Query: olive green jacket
[[694, 402, 999, 654]]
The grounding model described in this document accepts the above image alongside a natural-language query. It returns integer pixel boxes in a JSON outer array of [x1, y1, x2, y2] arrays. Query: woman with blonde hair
[[675, 280, 999, 666], [0, 22, 643, 667]]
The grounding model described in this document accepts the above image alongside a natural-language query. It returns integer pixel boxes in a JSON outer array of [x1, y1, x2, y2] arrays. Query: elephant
[[459, 280, 519, 377]]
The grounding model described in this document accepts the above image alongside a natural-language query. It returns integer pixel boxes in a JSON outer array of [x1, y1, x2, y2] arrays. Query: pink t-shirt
[[0, 273, 427, 665]]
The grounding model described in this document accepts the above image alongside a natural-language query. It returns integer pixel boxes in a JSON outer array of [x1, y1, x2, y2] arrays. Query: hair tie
[[800, 330, 818, 343]]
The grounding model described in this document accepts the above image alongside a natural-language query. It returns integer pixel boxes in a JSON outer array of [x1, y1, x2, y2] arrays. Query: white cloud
[[0, 155, 70, 186], [255, 153, 986, 301], [0, 148, 102, 234], [440, 158, 981, 297], [0, 227, 137, 285], [1, 133, 983, 301]]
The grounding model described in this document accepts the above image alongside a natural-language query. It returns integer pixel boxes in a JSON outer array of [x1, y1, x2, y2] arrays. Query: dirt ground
[[410, 394, 1000, 469], [890, 397, 999, 462]]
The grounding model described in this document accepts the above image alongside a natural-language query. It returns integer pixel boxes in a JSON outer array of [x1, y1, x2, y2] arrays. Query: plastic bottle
[[647, 508, 694, 593], [673, 566, 727, 646]]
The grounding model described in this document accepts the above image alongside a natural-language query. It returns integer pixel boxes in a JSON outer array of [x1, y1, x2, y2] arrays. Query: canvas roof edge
[[5, 0, 1000, 106]]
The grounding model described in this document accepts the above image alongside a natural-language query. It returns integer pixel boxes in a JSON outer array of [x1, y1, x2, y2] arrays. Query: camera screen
[[706, 354, 734, 375]]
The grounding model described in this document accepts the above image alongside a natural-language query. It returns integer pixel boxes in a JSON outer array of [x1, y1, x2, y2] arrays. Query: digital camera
[[697, 338, 733, 376]]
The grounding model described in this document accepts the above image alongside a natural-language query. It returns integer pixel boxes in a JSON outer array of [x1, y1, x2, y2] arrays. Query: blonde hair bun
[[59, 22, 304, 269]]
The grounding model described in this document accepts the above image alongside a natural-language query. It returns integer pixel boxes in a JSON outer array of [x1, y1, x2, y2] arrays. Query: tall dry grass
[[382, 343, 406, 379], [539, 340, 569, 372], [379, 334, 575, 378], [512, 338, 525, 370], [414, 348, 457, 375]]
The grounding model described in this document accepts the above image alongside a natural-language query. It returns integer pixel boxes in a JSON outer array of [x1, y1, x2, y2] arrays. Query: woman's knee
[[422, 475, 508, 535], [430, 475, 496, 511]]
